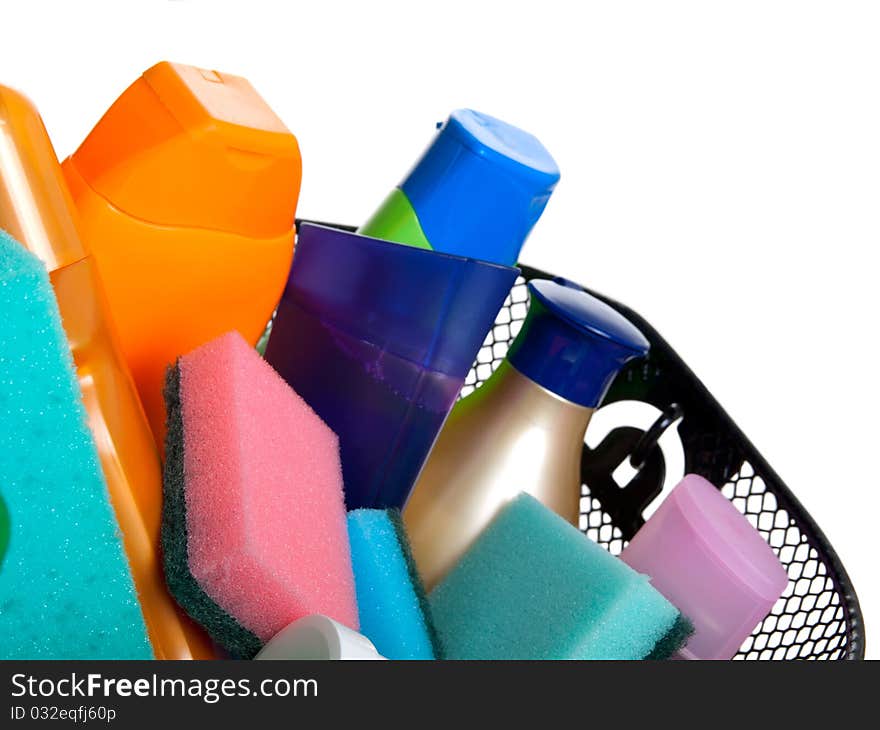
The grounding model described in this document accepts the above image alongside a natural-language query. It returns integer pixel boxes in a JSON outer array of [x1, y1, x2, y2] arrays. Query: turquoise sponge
[[0, 492, 9, 569], [0, 232, 152, 659], [430, 494, 692, 660], [348, 509, 442, 659]]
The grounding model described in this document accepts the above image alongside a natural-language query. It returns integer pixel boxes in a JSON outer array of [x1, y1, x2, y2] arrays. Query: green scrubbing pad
[[161, 363, 262, 659], [430, 494, 693, 660], [0, 231, 152, 659]]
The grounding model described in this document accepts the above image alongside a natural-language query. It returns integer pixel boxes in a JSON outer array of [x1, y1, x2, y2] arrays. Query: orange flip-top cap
[[63, 62, 301, 447], [71, 61, 301, 237]]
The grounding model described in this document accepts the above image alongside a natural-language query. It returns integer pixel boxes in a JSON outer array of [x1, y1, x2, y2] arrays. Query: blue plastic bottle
[[264, 224, 518, 510], [360, 109, 560, 267]]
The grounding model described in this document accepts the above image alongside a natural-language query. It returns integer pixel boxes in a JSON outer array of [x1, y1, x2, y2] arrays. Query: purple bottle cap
[[620, 474, 789, 660]]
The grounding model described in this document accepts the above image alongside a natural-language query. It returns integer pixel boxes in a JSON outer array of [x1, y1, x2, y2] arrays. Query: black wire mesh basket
[[298, 221, 865, 661], [466, 265, 865, 661]]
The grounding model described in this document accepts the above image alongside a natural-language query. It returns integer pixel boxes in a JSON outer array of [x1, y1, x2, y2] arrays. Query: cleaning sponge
[[0, 231, 152, 659], [0, 493, 9, 569], [430, 493, 692, 660], [162, 331, 358, 658], [348, 509, 442, 660]]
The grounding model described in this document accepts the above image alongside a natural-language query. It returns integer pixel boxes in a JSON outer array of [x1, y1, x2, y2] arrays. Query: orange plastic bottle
[[0, 84, 215, 659], [62, 62, 302, 446]]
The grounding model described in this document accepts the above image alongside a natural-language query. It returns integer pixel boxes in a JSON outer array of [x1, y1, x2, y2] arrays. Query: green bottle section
[[359, 188, 433, 251]]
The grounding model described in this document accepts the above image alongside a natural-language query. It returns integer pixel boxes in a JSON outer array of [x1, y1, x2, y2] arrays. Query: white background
[[2, 0, 877, 658]]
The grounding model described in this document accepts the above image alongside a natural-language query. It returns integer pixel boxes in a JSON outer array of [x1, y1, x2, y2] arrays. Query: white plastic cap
[[255, 615, 386, 661]]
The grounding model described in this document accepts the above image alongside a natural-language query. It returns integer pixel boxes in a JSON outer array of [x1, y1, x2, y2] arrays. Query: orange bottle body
[[51, 258, 215, 659], [0, 83, 214, 659], [61, 62, 302, 445]]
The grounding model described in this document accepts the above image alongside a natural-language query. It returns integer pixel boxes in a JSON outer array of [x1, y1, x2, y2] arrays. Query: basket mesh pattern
[[461, 276, 853, 660]]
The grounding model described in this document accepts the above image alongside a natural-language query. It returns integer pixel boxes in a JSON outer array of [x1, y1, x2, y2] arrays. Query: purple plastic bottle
[[265, 224, 518, 510]]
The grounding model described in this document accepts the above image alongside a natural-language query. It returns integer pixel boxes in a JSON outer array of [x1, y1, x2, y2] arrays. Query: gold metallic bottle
[[404, 280, 650, 589], [0, 84, 214, 659]]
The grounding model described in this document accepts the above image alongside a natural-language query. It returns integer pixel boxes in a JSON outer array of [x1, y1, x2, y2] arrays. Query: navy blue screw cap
[[507, 279, 650, 408]]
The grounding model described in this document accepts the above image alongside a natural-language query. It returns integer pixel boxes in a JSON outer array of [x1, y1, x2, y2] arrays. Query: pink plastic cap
[[620, 474, 789, 660]]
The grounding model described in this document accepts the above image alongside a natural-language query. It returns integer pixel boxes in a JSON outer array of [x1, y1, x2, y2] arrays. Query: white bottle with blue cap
[[404, 279, 651, 589]]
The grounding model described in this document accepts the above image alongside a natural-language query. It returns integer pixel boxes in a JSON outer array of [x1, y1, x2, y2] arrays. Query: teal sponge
[[0, 492, 9, 569], [430, 494, 692, 660], [348, 510, 442, 659], [0, 232, 152, 659]]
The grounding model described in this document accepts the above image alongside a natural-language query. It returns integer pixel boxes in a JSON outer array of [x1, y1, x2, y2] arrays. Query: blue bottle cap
[[507, 280, 650, 408], [400, 109, 560, 267]]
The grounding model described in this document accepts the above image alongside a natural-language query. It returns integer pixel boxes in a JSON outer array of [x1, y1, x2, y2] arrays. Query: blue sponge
[[348, 509, 442, 659], [430, 494, 692, 660], [0, 232, 152, 659]]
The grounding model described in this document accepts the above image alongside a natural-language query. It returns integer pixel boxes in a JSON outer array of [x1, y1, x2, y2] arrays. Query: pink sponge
[[162, 331, 358, 656]]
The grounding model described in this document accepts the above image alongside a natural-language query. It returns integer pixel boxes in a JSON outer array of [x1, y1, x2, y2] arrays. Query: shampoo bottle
[[62, 62, 302, 446], [360, 109, 559, 267], [265, 223, 517, 511], [404, 279, 650, 589], [0, 84, 214, 659]]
